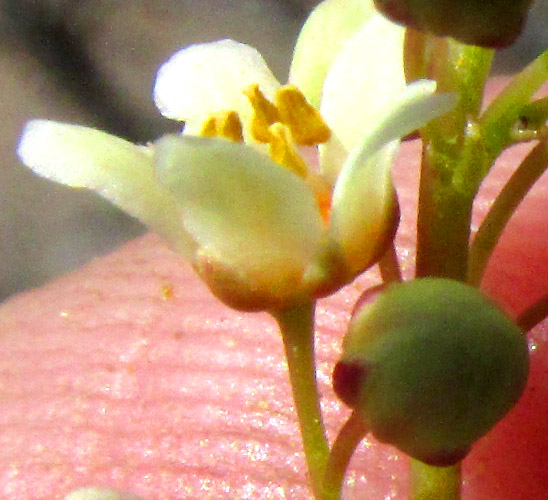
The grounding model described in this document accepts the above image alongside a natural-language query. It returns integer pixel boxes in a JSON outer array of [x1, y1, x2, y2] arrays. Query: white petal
[[65, 487, 143, 500], [154, 40, 280, 138], [328, 81, 457, 273], [318, 133, 348, 186], [328, 141, 398, 275], [345, 80, 458, 164], [320, 13, 405, 171], [154, 135, 324, 305], [17, 120, 192, 256], [289, 0, 375, 109]]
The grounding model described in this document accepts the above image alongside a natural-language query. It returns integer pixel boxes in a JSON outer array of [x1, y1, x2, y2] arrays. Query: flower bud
[[334, 278, 529, 466], [374, 0, 534, 47]]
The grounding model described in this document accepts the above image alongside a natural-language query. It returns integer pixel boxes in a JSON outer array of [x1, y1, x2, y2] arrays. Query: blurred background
[[1, 0, 547, 301]]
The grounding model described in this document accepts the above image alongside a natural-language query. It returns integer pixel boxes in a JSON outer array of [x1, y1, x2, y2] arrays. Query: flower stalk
[[410, 461, 461, 500], [480, 47, 548, 162], [322, 412, 368, 500], [378, 243, 403, 284], [516, 292, 548, 332], [468, 140, 548, 285], [274, 303, 330, 499]]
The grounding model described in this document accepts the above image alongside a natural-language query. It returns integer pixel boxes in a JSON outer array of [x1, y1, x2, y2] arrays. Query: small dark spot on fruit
[[333, 361, 369, 409]]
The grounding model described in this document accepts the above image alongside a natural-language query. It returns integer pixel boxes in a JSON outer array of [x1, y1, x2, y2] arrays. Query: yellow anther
[[268, 123, 308, 178], [277, 85, 331, 146], [200, 111, 243, 142], [243, 84, 280, 143], [200, 116, 219, 137]]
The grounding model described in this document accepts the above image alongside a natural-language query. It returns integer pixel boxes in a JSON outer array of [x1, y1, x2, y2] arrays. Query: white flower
[[17, 0, 456, 311]]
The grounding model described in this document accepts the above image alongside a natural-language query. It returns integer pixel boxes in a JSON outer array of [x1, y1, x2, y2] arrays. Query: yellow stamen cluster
[[244, 84, 331, 148], [200, 110, 243, 142], [199, 84, 333, 219], [267, 123, 308, 178], [276, 86, 331, 146], [199, 84, 330, 171], [243, 85, 281, 143]]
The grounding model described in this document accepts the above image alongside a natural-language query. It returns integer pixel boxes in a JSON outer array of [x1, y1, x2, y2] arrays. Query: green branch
[[480, 48, 548, 163], [322, 412, 368, 500], [416, 38, 493, 281], [378, 243, 403, 284], [468, 141, 548, 285], [516, 292, 548, 332]]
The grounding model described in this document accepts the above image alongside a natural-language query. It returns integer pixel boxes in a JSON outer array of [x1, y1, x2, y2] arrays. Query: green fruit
[[333, 278, 529, 466], [374, 0, 534, 47]]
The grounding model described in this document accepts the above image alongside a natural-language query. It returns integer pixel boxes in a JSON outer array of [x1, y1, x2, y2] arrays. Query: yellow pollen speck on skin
[[277, 85, 331, 146], [268, 123, 308, 178], [257, 400, 269, 410], [243, 84, 280, 143], [200, 111, 243, 142], [162, 283, 174, 300]]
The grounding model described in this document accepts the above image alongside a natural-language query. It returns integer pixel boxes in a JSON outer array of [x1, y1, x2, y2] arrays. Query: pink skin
[[0, 79, 547, 499]]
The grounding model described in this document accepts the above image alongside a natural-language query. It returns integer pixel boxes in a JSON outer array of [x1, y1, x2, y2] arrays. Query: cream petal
[[289, 0, 375, 109], [320, 13, 406, 158], [318, 133, 348, 186], [328, 81, 457, 274], [328, 141, 398, 276], [17, 120, 192, 257], [154, 40, 280, 138], [154, 135, 324, 306], [346, 80, 458, 161]]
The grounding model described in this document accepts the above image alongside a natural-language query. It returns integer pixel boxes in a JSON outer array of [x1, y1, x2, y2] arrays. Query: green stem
[[410, 460, 461, 500], [480, 47, 548, 163], [416, 144, 474, 280], [322, 412, 368, 500], [511, 97, 548, 143], [516, 292, 548, 332], [274, 302, 330, 499], [378, 243, 403, 284], [468, 141, 548, 285], [416, 38, 493, 281]]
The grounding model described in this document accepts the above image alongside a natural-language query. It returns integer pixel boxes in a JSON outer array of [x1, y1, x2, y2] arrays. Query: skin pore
[[0, 79, 547, 500]]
